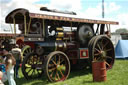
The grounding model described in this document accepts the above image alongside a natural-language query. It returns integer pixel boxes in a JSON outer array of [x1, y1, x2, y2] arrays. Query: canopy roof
[[6, 8, 119, 25]]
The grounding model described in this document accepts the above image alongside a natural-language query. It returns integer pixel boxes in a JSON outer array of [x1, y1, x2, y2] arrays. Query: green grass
[[4, 60, 128, 85]]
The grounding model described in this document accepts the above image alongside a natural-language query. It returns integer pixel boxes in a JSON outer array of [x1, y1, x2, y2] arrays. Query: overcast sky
[[0, 0, 128, 33]]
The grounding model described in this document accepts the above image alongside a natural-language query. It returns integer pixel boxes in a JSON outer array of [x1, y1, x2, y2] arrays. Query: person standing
[[5, 53, 16, 85], [11, 44, 22, 78]]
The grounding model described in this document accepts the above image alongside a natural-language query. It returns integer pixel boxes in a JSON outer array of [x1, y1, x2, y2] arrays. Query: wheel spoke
[[95, 48, 101, 53], [56, 71, 60, 80], [105, 48, 112, 52], [51, 59, 57, 65], [34, 56, 37, 64], [94, 52, 101, 56], [105, 61, 110, 67], [100, 38, 104, 50], [54, 70, 57, 80], [94, 57, 97, 61], [103, 41, 109, 49], [48, 64, 55, 67], [25, 64, 31, 68], [37, 69, 41, 76], [31, 69, 35, 77], [54, 55, 56, 63], [97, 43, 102, 51], [29, 48, 32, 53], [60, 59, 64, 64], [27, 48, 30, 53], [106, 56, 112, 59], [97, 57, 101, 61], [24, 52, 27, 55], [50, 70, 54, 78], [59, 70, 64, 77], [26, 49, 29, 53], [48, 67, 56, 72], [27, 68, 32, 74]]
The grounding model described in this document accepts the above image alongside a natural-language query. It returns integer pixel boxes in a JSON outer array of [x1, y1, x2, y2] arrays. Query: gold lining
[[56, 28, 63, 31], [56, 38, 62, 41], [57, 32, 64, 37], [29, 13, 119, 25]]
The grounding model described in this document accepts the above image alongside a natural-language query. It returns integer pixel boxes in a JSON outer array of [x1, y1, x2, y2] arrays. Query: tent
[[115, 40, 128, 59]]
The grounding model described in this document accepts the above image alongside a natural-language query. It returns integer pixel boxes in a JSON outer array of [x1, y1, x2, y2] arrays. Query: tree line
[[115, 28, 128, 33]]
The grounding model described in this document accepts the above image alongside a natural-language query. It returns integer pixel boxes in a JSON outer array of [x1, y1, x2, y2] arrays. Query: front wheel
[[22, 52, 44, 79], [44, 51, 70, 82]]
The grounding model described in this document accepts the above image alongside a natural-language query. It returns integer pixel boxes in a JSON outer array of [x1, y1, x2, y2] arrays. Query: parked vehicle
[[5, 7, 118, 82]]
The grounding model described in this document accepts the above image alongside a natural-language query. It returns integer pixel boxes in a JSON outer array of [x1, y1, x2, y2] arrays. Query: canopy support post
[[28, 17, 31, 33], [24, 15, 27, 36], [43, 19, 45, 37], [13, 17, 16, 35], [10, 24, 13, 34]]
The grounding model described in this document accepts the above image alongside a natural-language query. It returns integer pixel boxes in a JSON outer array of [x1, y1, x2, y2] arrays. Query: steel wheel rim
[[22, 45, 33, 58], [92, 36, 115, 70], [46, 51, 70, 82], [88, 36, 99, 66]]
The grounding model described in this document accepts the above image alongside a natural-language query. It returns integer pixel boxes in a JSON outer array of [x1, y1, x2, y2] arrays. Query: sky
[[0, 0, 128, 33]]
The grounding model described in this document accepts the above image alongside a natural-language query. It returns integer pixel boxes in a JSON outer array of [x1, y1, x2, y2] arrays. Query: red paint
[[66, 50, 78, 59], [80, 49, 89, 58], [92, 61, 107, 82]]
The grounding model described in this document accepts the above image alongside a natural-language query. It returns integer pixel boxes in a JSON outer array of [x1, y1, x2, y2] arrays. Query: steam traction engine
[[5, 8, 118, 82]]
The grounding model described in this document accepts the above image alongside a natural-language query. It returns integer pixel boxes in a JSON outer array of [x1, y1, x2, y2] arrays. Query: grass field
[[4, 60, 128, 85]]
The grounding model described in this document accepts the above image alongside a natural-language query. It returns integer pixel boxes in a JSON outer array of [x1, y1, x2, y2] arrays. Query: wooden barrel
[[92, 61, 107, 82]]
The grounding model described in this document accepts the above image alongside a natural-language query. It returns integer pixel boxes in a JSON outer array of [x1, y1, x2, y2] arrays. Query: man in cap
[[11, 44, 22, 78]]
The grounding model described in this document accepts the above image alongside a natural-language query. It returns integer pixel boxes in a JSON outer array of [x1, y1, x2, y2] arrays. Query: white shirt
[[12, 48, 21, 53]]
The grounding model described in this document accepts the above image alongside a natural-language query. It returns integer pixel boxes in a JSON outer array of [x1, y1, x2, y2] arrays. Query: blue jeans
[[14, 60, 21, 78]]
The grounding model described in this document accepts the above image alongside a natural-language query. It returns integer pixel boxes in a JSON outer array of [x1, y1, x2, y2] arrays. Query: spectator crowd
[[0, 39, 22, 85]]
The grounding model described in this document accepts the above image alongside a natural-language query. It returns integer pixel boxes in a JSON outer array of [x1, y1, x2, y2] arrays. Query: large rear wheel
[[89, 35, 115, 70]]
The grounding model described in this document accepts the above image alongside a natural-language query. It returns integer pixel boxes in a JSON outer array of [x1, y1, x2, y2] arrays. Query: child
[[5, 53, 16, 85]]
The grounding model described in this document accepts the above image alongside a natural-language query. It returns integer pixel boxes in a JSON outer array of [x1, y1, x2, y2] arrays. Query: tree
[[115, 28, 128, 33]]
